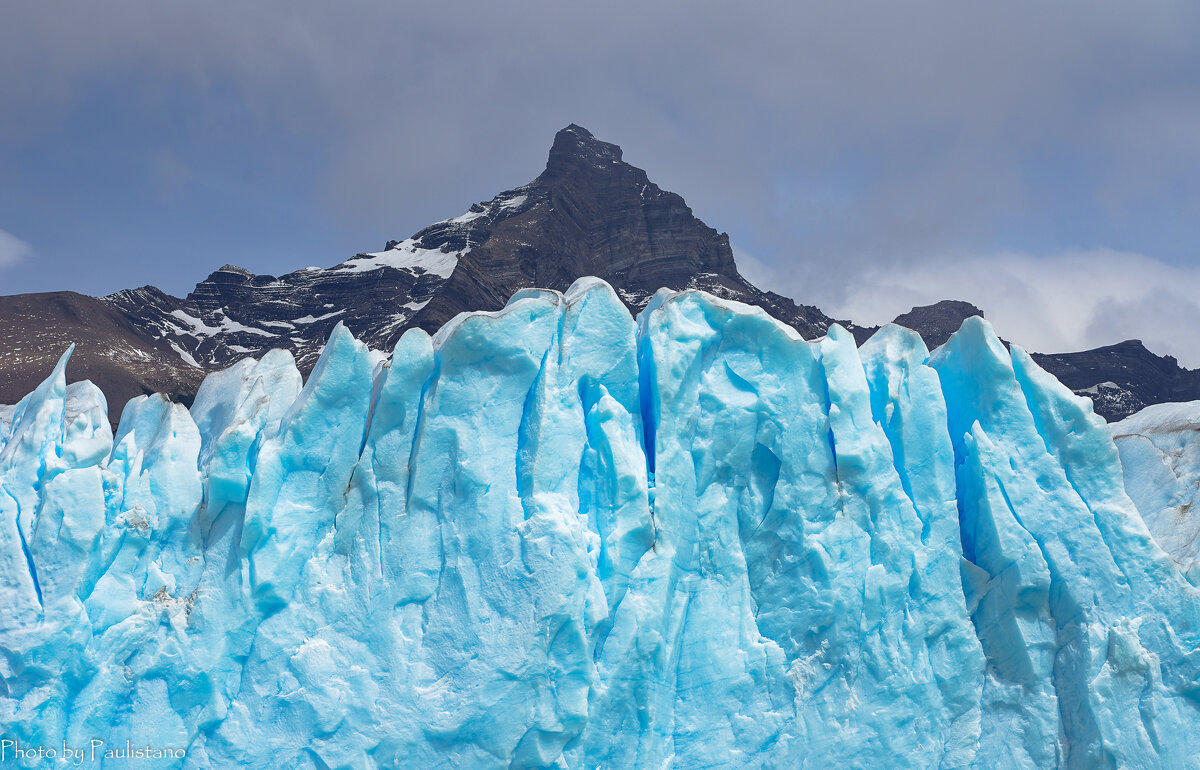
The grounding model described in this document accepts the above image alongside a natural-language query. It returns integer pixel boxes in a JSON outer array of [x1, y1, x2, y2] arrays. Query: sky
[[2, 1, 1199, 364]]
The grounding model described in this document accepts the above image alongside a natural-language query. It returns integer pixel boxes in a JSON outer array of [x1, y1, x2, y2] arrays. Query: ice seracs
[[0, 280, 1198, 768]]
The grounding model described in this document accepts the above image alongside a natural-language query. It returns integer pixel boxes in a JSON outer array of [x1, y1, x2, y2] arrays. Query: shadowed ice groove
[[0, 280, 1198, 768], [0, 345, 76, 635]]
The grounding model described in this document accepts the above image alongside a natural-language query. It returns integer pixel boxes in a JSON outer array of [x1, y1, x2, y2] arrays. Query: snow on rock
[[332, 237, 462, 277], [0, 282, 1198, 768], [167, 308, 276, 341]]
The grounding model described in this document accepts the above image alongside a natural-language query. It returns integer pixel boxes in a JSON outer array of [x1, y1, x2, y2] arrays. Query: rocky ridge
[[0, 125, 1195, 423]]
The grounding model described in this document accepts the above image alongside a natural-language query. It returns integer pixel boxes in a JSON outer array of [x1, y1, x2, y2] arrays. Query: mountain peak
[[542, 124, 625, 180], [2, 125, 1194, 426], [561, 123, 593, 138]]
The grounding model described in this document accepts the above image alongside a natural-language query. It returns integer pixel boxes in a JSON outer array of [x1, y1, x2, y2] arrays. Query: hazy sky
[[2, 1, 1199, 363]]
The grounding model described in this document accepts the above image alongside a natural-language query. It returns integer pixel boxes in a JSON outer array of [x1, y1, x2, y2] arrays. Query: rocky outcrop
[[409, 125, 820, 331], [1034, 341, 1200, 421]]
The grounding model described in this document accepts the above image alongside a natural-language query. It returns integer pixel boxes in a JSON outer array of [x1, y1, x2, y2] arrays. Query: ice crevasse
[[0, 277, 1198, 768]]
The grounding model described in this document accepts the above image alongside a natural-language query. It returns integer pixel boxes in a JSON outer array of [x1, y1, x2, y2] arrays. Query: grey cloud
[[823, 249, 1200, 367], [2, 1, 1198, 351], [0, 229, 32, 270]]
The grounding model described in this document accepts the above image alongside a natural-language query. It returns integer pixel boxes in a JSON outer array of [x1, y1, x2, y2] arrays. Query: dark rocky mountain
[[1032, 342, 1200, 422], [97, 125, 851, 375], [0, 124, 1195, 424], [405, 125, 845, 339]]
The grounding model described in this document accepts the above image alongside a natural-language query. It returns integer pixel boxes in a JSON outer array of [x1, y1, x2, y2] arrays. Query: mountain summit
[[87, 125, 849, 386], [0, 125, 1195, 422], [406, 124, 839, 337]]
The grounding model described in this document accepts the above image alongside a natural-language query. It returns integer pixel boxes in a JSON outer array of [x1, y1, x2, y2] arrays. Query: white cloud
[[4, 1, 1200, 252], [730, 243, 774, 289], [0, 229, 32, 270], [0, 0, 1198, 362], [827, 249, 1200, 367]]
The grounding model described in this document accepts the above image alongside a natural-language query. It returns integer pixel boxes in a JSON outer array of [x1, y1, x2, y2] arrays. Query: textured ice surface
[[1, 280, 1198, 768], [1111, 400, 1200, 580]]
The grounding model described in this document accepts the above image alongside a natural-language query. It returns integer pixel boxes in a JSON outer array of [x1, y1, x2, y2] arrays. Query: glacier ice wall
[[1111, 400, 1200, 582], [1, 278, 1198, 768]]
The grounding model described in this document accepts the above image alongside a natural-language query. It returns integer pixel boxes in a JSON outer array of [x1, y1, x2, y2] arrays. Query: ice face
[[0, 282, 1197, 768], [931, 318, 1200, 768], [1110, 400, 1200, 582]]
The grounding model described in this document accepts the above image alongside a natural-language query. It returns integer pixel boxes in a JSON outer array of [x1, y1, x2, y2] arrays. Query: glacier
[[1, 277, 1199, 768], [1111, 401, 1200, 583]]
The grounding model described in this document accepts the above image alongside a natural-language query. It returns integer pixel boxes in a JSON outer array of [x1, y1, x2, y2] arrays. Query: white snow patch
[[617, 287, 652, 306], [169, 310, 221, 337], [169, 309, 274, 338], [448, 206, 489, 224], [168, 341, 200, 368], [293, 310, 344, 324], [218, 317, 275, 337], [1081, 381, 1121, 395], [333, 239, 462, 278]]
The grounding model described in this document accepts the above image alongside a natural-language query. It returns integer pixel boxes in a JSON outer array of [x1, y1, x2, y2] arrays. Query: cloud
[[0, 229, 32, 270], [1, 0, 1198, 360], [4, 1, 1199, 244], [826, 249, 1200, 367]]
